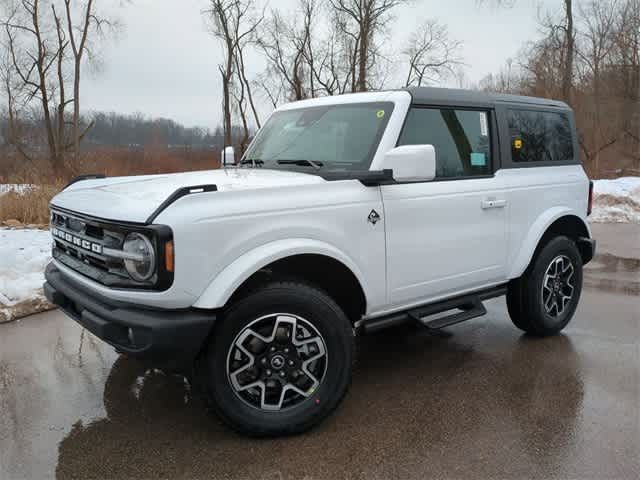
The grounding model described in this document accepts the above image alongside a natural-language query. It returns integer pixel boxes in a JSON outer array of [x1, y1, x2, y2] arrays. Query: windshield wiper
[[239, 158, 264, 167], [276, 159, 323, 170]]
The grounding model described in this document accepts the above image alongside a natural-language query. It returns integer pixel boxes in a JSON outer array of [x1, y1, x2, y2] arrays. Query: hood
[[50, 168, 326, 224]]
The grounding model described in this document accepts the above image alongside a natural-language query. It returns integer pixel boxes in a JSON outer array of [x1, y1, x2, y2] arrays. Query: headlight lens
[[123, 233, 156, 281]]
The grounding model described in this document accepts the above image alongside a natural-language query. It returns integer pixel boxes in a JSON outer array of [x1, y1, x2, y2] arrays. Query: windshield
[[242, 102, 394, 172]]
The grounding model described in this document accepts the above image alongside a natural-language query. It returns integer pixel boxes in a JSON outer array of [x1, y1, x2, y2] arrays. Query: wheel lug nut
[[288, 360, 294, 366], [279, 371, 286, 378], [261, 358, 267, 365], [284, 348, 289, 354], [266, 370, 272, 376], [270, 346, 276, 352]]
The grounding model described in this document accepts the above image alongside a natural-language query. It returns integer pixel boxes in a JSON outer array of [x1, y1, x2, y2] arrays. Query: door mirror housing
[[382, 145, 436, 182], [221, 146, 235, 166]]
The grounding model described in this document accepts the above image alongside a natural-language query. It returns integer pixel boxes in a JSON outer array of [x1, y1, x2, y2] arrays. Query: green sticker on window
[[376, 110, 385, 119], [470, 152, 487, 167]]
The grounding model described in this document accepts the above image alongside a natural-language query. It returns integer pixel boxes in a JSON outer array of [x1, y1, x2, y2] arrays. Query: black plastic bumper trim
[[577, 237, 596, 264], [44, 263, 215, 370]]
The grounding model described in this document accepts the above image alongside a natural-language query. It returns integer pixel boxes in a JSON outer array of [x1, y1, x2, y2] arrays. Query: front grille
[[50, 209, 154, 288], [49, 207, 174, 291]]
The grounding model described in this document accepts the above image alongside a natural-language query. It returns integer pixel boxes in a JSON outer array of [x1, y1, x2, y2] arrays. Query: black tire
[[507, 236, 583, 336], [204, 279, 354, 437]]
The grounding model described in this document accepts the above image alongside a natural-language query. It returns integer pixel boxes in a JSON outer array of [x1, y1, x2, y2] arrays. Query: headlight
[[123, 233, 156, 281]]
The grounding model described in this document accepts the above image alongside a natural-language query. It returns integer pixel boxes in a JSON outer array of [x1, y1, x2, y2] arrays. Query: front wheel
[[507, 236, 583, 336], [204, 279, 354, 436]]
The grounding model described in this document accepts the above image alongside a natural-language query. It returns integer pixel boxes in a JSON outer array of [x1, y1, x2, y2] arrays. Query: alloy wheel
[[541, 255, 575, 318], [226, 313, 328, 411]]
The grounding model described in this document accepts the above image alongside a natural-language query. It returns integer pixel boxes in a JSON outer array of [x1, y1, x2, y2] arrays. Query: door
[[382, 106, 508, 307]]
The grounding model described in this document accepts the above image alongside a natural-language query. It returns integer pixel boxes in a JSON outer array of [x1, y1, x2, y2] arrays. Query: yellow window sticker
[[514, 139, 523, 150], [376, 110, 386, 119]]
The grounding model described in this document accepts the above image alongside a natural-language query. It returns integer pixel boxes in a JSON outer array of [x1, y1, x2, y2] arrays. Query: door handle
[[481, 199, 507, 209]]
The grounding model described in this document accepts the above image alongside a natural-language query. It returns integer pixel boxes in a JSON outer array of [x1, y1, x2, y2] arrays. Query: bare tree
[[257, 0, 360, 103], [206, 0, 262, 150], [1, 0, 122, 174], [207, 0, 235, 149], [478, 0, 576, 103], [63, 0, 113, 160], [0, 49, 31, 161], [402, 19, 463, 87], [479, 0, 639, 177], [2, 0, 65, 172], [576, 0, 620, 174], [257, 7, 309, 102], [328, 0, 409, 92], [613, 0, 640, 160], [51, 3, 69, 164], [562, 0, 575, 100]]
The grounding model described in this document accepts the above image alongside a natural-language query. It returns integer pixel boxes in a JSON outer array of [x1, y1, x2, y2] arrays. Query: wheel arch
[[193, 239, 369, 322], [509, 208, 592, 279]]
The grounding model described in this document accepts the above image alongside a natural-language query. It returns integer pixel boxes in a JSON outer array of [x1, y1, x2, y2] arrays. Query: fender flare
[[508, 207, 591, 278], [193, 238, 370, 309]]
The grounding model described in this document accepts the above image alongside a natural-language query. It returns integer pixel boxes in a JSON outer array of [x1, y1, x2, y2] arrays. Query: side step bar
[[410, 299, 486, 330], [361, 284, 507, 334]]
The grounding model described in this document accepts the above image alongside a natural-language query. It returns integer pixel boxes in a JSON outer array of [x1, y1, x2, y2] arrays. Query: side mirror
[[221, 146, 235, 166], [382, 145, 436, 182]]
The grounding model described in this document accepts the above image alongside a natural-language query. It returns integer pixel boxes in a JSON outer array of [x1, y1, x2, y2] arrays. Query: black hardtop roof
[[403, 86, 571, 110]]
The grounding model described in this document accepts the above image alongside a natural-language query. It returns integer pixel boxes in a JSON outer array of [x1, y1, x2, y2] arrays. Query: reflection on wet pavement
[[584, 253, 640, 295], [1, 254, 638, 479]]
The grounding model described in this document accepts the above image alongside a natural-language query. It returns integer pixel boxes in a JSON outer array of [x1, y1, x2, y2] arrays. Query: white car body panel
[[381, 174, 508, 309], [155, 179, 386, 312], [501, 165, 591, 278], [192, 238, 370, 310], [48, 89, 591, 319], [52, 169, 328, 224]]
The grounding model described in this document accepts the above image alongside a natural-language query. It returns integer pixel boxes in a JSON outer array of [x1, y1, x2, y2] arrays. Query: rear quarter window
[[508, 109, 575, 163]]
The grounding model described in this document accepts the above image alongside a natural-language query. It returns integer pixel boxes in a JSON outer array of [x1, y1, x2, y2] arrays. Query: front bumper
[[44, 263, 216, 370]]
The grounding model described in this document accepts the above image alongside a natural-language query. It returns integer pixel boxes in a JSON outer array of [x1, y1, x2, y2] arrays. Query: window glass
[[398, 108, 492, 178], [508, 109, 574, 163], [243, 102, 393, 171]]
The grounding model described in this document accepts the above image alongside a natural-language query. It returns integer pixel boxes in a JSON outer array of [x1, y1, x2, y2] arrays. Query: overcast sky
[[82, 0, 561, 130]]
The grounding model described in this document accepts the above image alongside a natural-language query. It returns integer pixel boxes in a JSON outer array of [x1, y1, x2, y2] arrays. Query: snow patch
[[0, 228, 52, 312], [591, 177, 640, 223], [0, 184, 35, 196]]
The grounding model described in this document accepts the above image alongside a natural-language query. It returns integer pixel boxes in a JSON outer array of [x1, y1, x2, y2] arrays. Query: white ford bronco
[[44, 87, 595, 436]]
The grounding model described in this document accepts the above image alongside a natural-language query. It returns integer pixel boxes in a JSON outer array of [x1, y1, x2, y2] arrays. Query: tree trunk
[[221, 69, 232, 148], [357, 23, 368, 91], [72, 58, 81, 160], [562, 0, 574, 103]]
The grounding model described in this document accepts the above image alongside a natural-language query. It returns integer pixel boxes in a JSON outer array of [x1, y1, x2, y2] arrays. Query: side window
[[398, 107, 492, 178], [508, 109, 574, 163]]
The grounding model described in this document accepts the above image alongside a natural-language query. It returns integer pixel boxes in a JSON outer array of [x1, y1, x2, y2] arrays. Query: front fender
[[193, 238, 370, 309], [508, 207, 591, 279]]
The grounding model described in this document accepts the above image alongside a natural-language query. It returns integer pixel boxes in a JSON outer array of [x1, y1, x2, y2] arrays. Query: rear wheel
[[204, 279, 354, 436], [507, 236, 583, 336]]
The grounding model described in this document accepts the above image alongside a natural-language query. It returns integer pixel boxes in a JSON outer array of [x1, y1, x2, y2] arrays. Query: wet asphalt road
[[1, 225, 639, 479]]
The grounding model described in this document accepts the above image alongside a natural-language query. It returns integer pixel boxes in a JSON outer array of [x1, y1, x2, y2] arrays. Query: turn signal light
[[165, 241, 174, 273]]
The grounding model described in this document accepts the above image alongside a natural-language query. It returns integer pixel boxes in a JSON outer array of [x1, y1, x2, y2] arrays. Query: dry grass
[[0, 185, 62, 225]]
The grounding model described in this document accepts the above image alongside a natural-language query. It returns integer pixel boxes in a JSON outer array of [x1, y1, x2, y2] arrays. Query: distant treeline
[[0, 111, 250, 182], [83, 112, 223, 148], [0, 111, 252, 150]]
